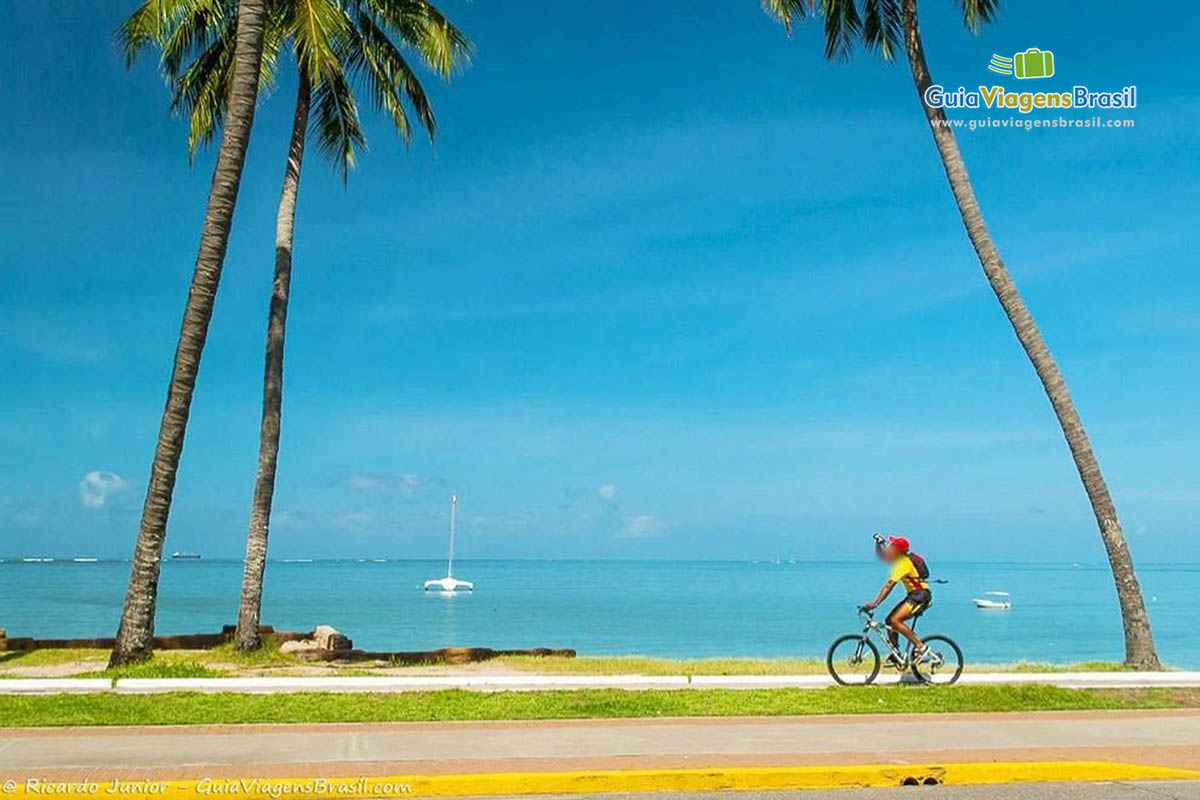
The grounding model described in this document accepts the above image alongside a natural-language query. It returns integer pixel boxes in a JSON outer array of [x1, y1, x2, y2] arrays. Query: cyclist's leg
[[885, 598, 906, 651], [880, 599, 906, 668], [887, 597, 924, 650]]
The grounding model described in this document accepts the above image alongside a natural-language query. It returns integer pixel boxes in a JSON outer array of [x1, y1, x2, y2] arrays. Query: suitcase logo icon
[[987, 48, 1055, 79], [1014, 48, 1054, 79]]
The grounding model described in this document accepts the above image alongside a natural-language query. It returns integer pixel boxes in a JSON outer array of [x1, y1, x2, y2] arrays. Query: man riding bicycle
[[862, 534, 931, 666]]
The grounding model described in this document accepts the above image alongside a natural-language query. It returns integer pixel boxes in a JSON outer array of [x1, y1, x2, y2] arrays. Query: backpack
[[909, 551, 930, 581]]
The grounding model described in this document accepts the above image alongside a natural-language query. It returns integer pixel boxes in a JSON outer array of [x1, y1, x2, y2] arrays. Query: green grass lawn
[[0, 685, 1195, 728], [79, 640, 307, 679], [77, 661, 229, 680], [0, 640, 304, 678], [0, 648, 110, 667]]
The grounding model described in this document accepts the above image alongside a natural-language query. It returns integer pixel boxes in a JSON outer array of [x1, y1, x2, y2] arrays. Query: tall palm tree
[[762, 0, 1159, 668], [109, 0, 269, 667], [122, 0, 470, 651]]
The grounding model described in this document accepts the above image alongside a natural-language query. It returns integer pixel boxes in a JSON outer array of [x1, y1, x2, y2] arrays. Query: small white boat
[[73, 557, 99, 563], [424, 495, 473, 592], [973, 591, 1011, 610]]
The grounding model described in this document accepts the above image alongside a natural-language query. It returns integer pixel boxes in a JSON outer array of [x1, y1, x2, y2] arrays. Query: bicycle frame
[[856, 608, 919, 666]]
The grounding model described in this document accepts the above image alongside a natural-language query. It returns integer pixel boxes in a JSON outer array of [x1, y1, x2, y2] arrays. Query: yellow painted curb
[[7, 762, 1199, 798]]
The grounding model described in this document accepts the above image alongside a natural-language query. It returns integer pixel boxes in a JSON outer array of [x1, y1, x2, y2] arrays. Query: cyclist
[[861, 534, 931, 666]]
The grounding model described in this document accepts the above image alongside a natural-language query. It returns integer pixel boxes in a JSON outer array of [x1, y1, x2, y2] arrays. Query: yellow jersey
[[889, 555, 929, 593]]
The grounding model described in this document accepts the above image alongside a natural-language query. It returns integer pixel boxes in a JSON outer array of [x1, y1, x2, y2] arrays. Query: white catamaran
[[424, 495, 473, 592]]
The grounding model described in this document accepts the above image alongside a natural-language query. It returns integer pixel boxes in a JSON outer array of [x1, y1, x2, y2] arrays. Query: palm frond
[[358, 0, 472, 77], [257, 2, 291, 89], [168, 30, 235, 156], [311, 66, 366, 181], [116, 3, 162, 65], [820, 0, 862, 61], [160, 0, 232, 79], [292, 0, 356, 84], [957, 0, 1001, 33], [117, 0, 201, 66], [351, 11, 444, 143], [760, 0, 811, 35], [862, 0, 901, 60]]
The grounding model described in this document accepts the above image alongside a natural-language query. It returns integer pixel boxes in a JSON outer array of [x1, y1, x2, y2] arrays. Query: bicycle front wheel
[[827, 635, 881, 685], [910, 635, 964, 685]]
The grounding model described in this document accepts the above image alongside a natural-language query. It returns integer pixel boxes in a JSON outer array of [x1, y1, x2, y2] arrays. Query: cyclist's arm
[[864, 580, 896, 610]]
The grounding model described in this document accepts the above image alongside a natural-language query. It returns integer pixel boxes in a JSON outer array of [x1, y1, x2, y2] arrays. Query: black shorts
[[890, 589, 932, 618]]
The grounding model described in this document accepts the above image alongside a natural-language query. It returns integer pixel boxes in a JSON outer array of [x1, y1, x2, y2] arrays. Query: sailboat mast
[[447, 495, 456, 578]]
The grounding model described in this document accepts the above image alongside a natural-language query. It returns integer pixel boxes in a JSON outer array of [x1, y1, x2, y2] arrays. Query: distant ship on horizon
[[171, 551, 201, 560]]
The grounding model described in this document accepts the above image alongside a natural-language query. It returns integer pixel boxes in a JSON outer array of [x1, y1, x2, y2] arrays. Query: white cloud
[[79, 471, 126, 509], [342, 473, 384, 490], [342, 472, 446, 498], [593, 484, 662, 539], [597, 484, 621, 518], [333, 510, 373, 529], [464, 513, 531, 531], [13, 507, 44, 526], [618, 514, 662, 539]]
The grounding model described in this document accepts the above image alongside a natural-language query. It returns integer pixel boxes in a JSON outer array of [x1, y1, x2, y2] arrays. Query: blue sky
[[0, 1, 1196, 562]]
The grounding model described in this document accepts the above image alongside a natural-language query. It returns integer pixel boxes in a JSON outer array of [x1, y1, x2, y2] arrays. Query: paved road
[[509, 784, 1200, 799], [1, 710, 1198, 780]]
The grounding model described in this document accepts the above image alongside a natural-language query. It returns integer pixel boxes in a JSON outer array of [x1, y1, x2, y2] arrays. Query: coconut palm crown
[[763, 0, 998, 59], [120, 0, 470, 178]]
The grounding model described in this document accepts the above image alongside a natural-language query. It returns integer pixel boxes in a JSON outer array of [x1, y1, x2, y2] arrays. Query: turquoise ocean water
[[1, 559, 1195, 666]]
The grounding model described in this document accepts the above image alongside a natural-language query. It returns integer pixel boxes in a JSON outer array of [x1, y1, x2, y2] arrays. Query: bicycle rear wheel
[[827, 635, 881, 685], [910, 635, 963, 685]]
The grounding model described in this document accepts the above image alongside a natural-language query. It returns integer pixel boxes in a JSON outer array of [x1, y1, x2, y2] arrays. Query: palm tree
[[762, 0, 1159, 668], [122, 0, 470, 651], [109, 0, 269, 667]]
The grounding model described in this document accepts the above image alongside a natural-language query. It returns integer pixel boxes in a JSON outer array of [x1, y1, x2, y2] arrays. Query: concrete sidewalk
[[4, 670, 1200, 694], [2, 710, 1198, 776]]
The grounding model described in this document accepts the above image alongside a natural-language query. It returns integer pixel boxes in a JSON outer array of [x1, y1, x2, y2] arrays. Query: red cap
[[887, 536, 910, 554]]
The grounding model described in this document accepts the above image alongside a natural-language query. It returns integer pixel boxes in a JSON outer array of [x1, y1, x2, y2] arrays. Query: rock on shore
[[279, 625, 353, 655]]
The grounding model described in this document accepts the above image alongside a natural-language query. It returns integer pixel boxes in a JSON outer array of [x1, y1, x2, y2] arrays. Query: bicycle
[[826, 606, 963, 685]]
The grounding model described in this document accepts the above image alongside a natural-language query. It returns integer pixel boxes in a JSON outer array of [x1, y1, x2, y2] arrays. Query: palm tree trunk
[[234, 68, 312, 652], [900, 0, 1159, 668], [109, 0, 269, 667]]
